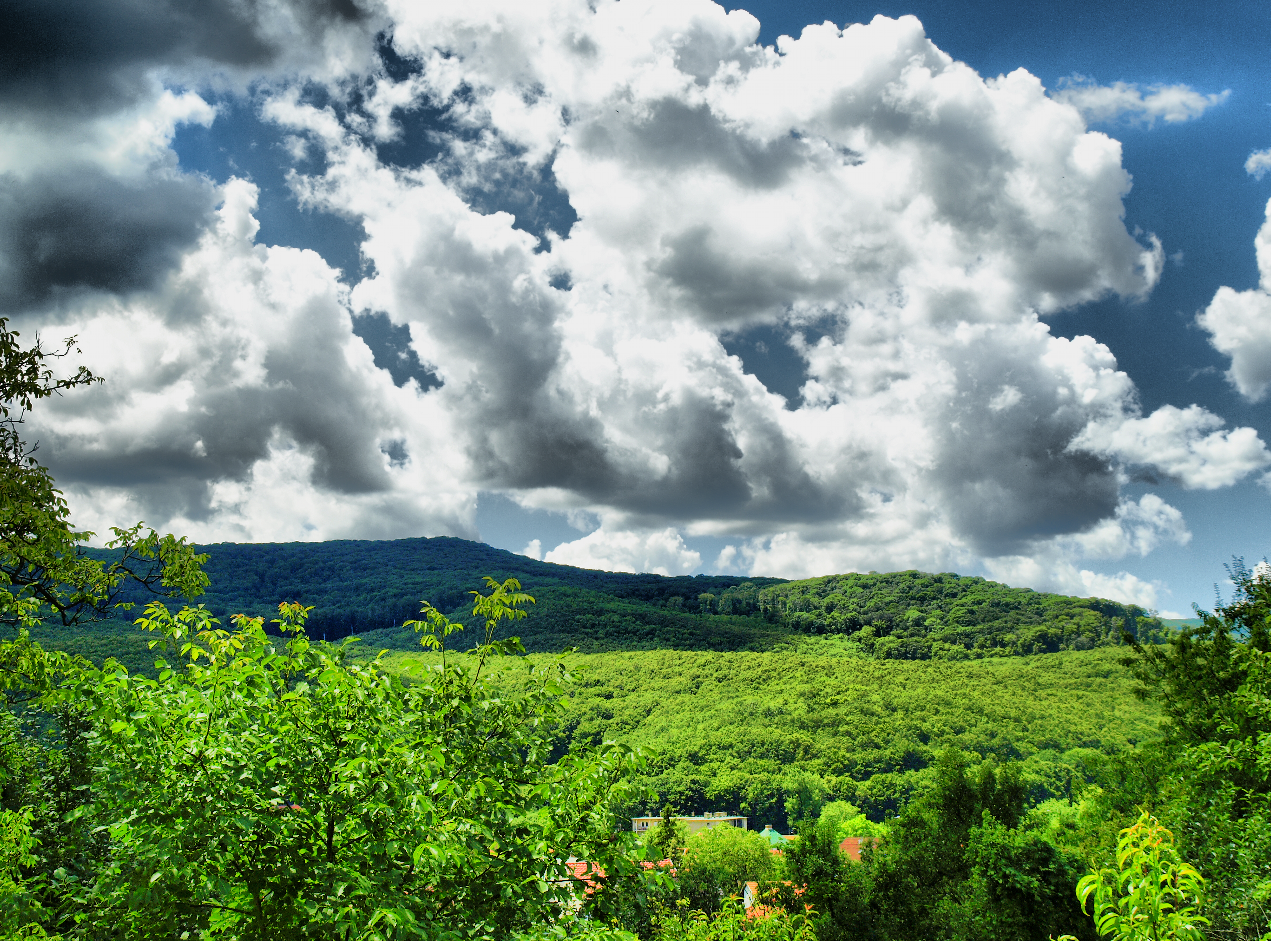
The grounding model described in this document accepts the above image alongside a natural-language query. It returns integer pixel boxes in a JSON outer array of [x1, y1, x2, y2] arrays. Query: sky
[[4, 0, 1271, 616]]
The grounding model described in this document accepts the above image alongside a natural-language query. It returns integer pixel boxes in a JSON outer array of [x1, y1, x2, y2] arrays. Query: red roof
[[838, 837, 875, 862], [566, 859, 603, 895], [565, 858, 672, 895]]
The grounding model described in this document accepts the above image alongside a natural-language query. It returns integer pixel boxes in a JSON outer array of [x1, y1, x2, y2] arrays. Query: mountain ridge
[[79, 535, 1167, 659]]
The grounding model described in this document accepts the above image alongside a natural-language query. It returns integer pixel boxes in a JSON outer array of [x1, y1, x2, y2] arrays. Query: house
[[758, 825, 794, 848], [563, 856, 673, 907], [630, 811, 748, 835], [838, 836, 876, 862], [743, 880, 807, 920]]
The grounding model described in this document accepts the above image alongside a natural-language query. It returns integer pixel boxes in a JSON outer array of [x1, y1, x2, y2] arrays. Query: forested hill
[[757, 570, 1171, 658], [79, 537, 1168, 659], [92, 537, 788, 653]]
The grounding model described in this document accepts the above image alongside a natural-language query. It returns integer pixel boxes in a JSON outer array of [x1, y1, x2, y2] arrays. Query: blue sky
[[5, 0, 1270, 614]]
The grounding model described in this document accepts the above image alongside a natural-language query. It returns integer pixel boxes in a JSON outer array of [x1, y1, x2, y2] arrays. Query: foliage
[[944, 815, 1092, 941], [87, 538, 786, 652], [0, 318, 208, 632], [817, 802, 885, 842], [777, 814, 869, 941], [758, 570, 1170, 659], [654, 898, 816, 941], [1059, 812, 1207, 941], [0, 807, 55, 939], [421, 647, 1160, 830], [646, 805, 689, 863], [676, 825, 778, 916], [71, 540, 1174, 661], [5, 580, 661, 939], [862, 749, 1092, 941], [1124, 561, 1271, 939], [783, 772, 825, 829]]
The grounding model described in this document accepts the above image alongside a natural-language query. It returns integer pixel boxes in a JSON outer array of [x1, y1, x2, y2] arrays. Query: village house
[[630, 811, 748, 835]]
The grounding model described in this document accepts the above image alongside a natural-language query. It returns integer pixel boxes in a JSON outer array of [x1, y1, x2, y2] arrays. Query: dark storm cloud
[[474, 368, 856, 528], [50, 368, 394, 501], [0, 168, 217, 310], [936, 433, 1119, 556], [0, 0, 377, 116]]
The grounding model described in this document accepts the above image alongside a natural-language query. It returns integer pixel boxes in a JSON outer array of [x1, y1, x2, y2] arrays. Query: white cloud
[[544, 527, 702, 576], [714, 544, 740, 573], [521, 538, 543, 560], [985, 555, 1167, 610], [40, 179, 475, 545], [11, 1, 1264, 595], [978, 494, 1191, 609], [1248, 149, 1271, 181], [1053, 76, 1229, 127], [1198, 198, 1271, 401], [726, 492, 1188, 609], [1067, 494, 1191, 559], [1074, 404, 1271, 489]]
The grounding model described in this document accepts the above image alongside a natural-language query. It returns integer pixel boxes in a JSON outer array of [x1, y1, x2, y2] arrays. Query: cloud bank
[[6, 0, 1264, 607]]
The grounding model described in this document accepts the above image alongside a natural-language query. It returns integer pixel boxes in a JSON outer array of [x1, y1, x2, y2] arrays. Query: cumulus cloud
[[38, 180, 473, 543], [544, 527, 702, 576], [0, 0, 388, 314], [0, 168, 218, 311], [1248, 149, 1271, 181], [1198, 198, 1271, 401], [1075, 404, 1271, 488], [1053, 76, 1229, 127], [7, 0, 1264, 607], [980, 493, 1190, 610]]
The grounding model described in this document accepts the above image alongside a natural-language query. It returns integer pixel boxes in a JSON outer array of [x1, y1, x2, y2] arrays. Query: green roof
[[759, 825, 788, 847]]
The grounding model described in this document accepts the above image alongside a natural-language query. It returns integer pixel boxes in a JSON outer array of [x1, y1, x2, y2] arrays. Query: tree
[[817, 801, 884, 843], [1125, 558, 1271, 748], [863, 750, 1089, 941], [0, 317, 210, 937], [783, 772, 825, 830], [779, 814, 868, 941], [677, 825, 777, 916], [0, 316, 207, 630], [50, 580, 653, 939], [1124, 560, 1271, 937], [648, 805, 688, 863]]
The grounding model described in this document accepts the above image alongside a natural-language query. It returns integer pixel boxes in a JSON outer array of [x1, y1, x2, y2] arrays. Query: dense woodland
[[79, 537, 1168, 663], [382, 646, 1159, 829], [757, 571, 1172, 657], [2, 319, 1268, 939]]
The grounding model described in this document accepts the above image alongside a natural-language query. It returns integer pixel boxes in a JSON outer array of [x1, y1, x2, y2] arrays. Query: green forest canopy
[[381, 645, 1160, 831]]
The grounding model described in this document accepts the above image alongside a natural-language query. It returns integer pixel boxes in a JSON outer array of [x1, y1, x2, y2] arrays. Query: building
[[758, 825, 791, 848], [631, 811, 748, 835], [838, 836, 876, 862]]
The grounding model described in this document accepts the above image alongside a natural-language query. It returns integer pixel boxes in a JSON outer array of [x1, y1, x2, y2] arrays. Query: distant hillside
[[57, 537, 1170, 665], [758, 570, 1170, 658], [90, 537, 788, 654]]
